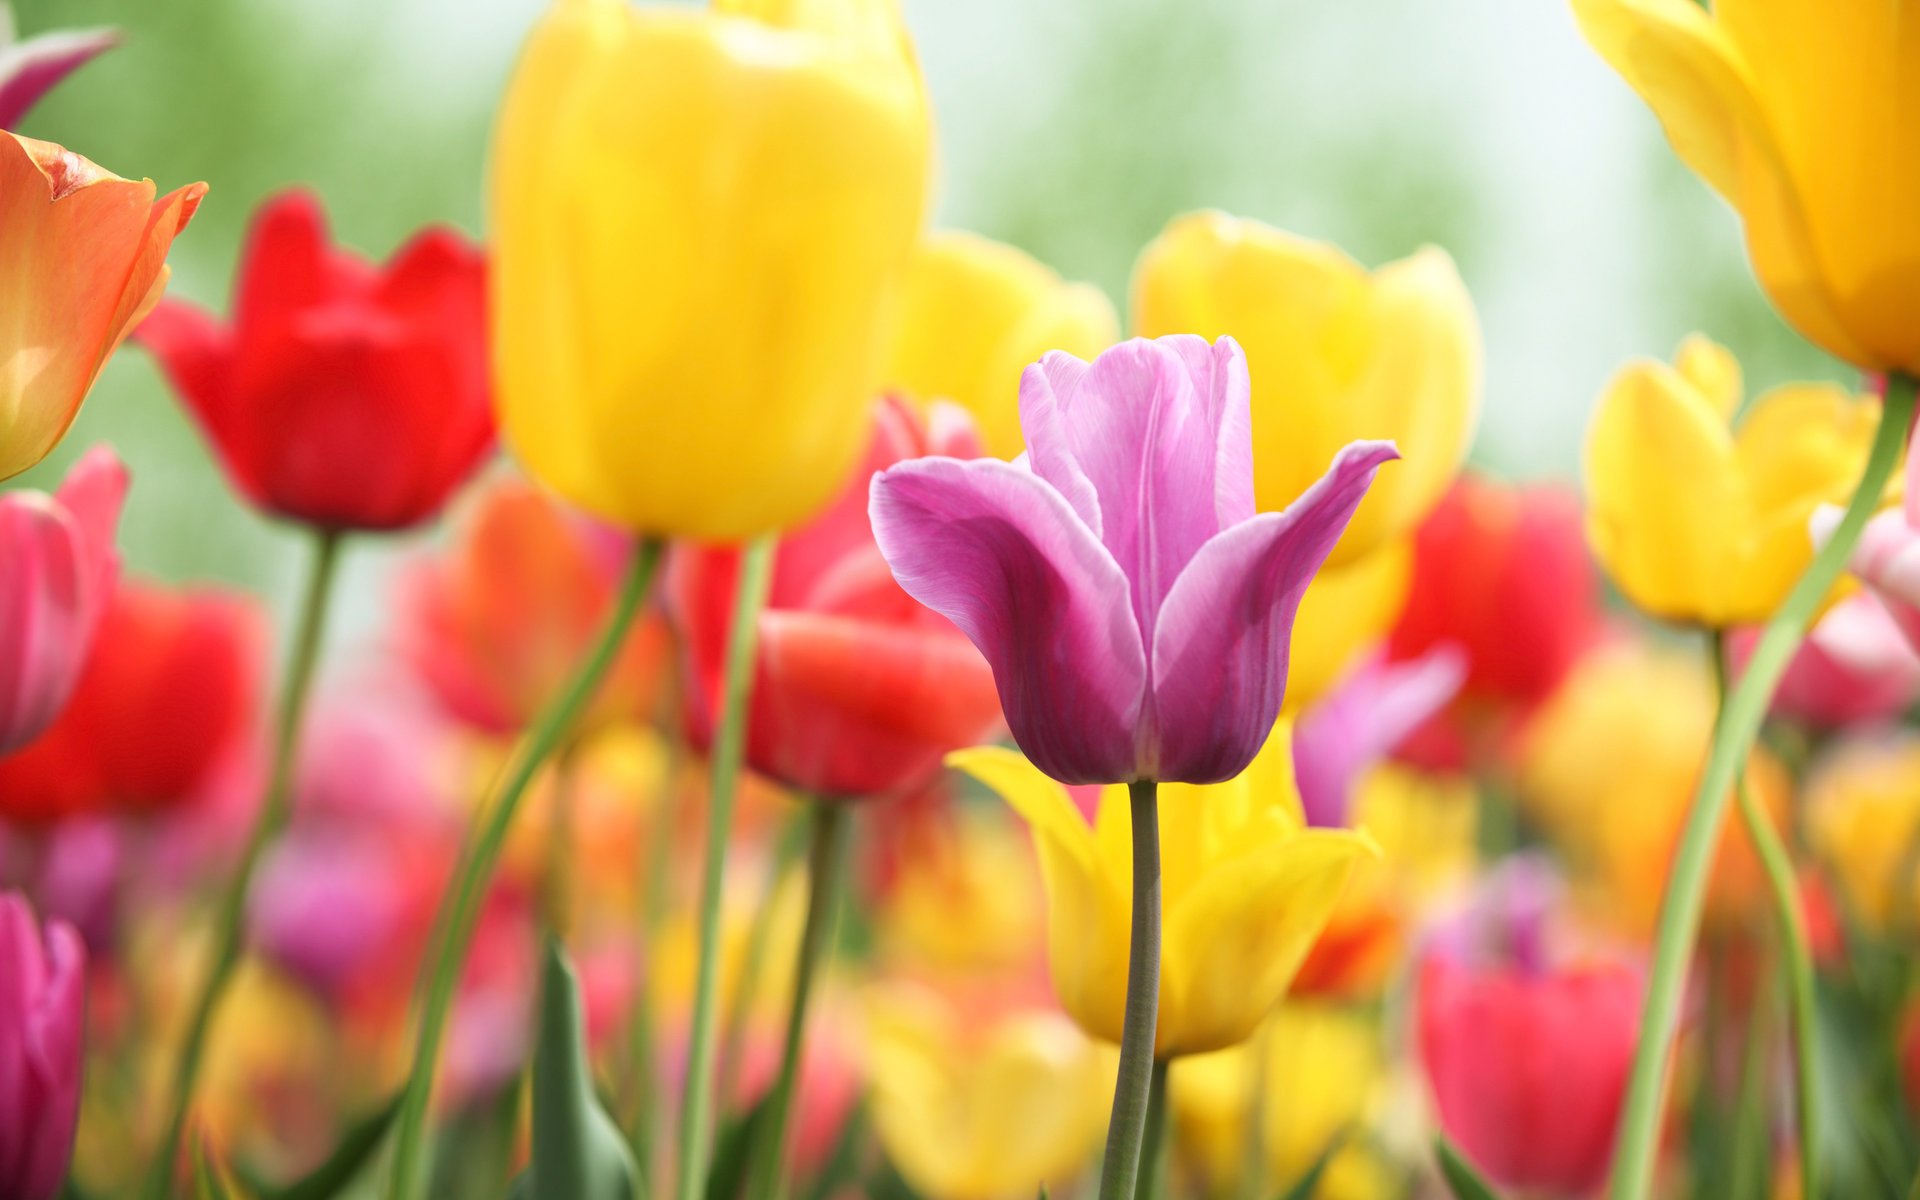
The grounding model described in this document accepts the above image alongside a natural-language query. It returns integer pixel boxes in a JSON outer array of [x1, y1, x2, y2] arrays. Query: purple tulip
[[0, 891, 86, 1200], [870, 334, 1397, 785], [0, 446, 127, 754], [0, 24, 120, 130]]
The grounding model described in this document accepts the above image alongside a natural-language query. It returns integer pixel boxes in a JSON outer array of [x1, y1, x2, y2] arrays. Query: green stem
[[1098, 780, 1163, 1200], [718, 817, 806, 1110], [541, 746, 579, 941], [142, 528, 344, 1200], [1139, 1059, 1172, 1200], [742, 802, 851, 1200], [673, 535, 777, 1200], [384, 538, 665, 1200], [1607, 373, 1916, 1200]]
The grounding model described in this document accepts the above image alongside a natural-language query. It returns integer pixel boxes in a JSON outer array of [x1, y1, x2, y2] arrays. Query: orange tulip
[[0, 133, 205, 479]]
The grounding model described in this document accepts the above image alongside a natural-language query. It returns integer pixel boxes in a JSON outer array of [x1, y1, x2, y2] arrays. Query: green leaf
[[1275, 1128, 1348, 1200], [704, 1091, 770, 1200], [1435, 1136, 1502, 1200], [527, 938, 640, 1200], [236, 1093, 400, 1200]]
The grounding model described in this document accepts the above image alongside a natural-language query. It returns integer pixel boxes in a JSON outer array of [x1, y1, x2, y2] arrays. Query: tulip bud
[[0, 891, 86, 1200]]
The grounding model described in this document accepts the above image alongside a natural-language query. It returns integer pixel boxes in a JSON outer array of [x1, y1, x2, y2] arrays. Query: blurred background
[[9, 0, 1849, 628]]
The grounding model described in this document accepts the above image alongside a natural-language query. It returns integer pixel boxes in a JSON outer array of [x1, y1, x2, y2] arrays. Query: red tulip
[[0, 578, 265, 824], [1420, 956, 1639, 1194], [136, 189, 492, 531], [1389, 473, 1602, 768], [672, 398, 1004, 800], [396, 477, 670, 734]]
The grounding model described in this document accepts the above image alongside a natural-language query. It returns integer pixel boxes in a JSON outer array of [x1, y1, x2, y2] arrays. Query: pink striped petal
[[1148, 440, 1398, 783], [0, 27, 119, 130], [870, 455, 1146, 784]]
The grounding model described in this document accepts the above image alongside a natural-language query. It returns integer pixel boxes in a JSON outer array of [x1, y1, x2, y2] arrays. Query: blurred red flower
[[396, 478, 671, 735], [0, 578, 265, 824], [136, 189, 492, 531], [671, 398, 1003, 800], [1389, 473, 1602, 768]]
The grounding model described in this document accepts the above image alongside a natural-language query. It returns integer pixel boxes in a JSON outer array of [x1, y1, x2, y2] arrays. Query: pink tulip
[[870, 335, 1396, 785], [0, 891, 86, 1200], [0, 446, 127, 753], [0, 23, 119, 129], [1292, 646, 1467, 827], [1731, 591, 1920, 729]]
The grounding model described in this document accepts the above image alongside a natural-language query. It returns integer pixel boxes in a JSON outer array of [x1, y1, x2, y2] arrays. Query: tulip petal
[[135, 300, 232, 432], [1017, 350, 1103, 533], [872, 457, 1145, 783], [1293, 645, 1467, 828], [1149, 440, 1398, 784], [233, 191, 375, 338], [0, 27, 120, 130], [1159, 828, 1369, 1056]]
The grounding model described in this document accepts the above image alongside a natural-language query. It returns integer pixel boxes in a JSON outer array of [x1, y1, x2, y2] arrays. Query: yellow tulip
[[1286, 540, 1412, 713], [1518, 639, 1792, 938], [1172, 1002, 1400, 1200], [491, 0, 932, 540], [1132, 210, 1481, 566], [884, 230, 1118, 458], [1806, 731, 1920, 936], [873, 806, 1047, 979], [1573, 0, 1920, 373], [864, 982, 1114, 1200], [1585, 335, 1881, 627], [949, 724, 1373, 1058]]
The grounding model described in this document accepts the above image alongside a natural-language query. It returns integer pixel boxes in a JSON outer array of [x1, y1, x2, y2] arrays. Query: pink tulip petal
[[870, 455, 1146, 784], [1148, 440, 1398, 783], [0, 27, 120, 130], [1294, 643, 1467, 827]]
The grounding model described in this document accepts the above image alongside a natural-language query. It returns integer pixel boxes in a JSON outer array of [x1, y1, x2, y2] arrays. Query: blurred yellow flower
[[1573, 0, 1920, 374], [950, 725, 1372, 1057], [198, 963, 336, 1165], [1132, 210, 1481, 567], [491, 0, 932, 540], [1518, 640, 1791, 938], [1172, 1002, 1400, 1199], [1286, 541, 1413, 713], [883, 230, 1118, 458], [874, 806, 1046, 980], [1584, 336, 1881, 627], [1807, 731, 1920, 936], [864, 982, 1113, 1200]]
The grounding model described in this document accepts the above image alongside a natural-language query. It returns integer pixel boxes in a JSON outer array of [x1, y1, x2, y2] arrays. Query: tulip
[[1131, 210, 1479, 567], [1805, 731, 1920, 937], [396, 477, 670, 734], [1292, 647, 1466, 828], [0, 893, 85, 1200], [950, 724, 1370, 1058], [883, 230, 1118, 458], [0, 21, 119, 129], [1286, 538, 1412, 713], [0, 446, 126, 753], [674, 398, 1002, 799], [0, 133, 204, 480], [872, 335, 1396, 786], [872, 806, 1047, 981], [136, 190, 492, 531], [1417, 869, 1641, 1196], [1573, 0, 1920, 374], [1816, 439, 1920, 652], [1171, 1002, 1397, 1199], [1517, 640, 1791, 937], [864, 982, 1113, 1200], [1585, 335, 1880, 627], [0, 578, 265, 824], [491, 0, 932, 541], [1387, 473, 1602, 763], [1730, 591, 1920, 730]]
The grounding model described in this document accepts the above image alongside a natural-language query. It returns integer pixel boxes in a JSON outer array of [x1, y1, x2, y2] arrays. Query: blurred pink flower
[[0, 23, 119, 129], [871, 335, 1394, 784], [0, 446, 127, 753], [1292, 645, 1466, 827], [0, 891, 86, 1200], [1732, 591, 1920, 729]]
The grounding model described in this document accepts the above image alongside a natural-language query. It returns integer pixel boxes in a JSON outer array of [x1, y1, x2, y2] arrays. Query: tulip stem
[[742, 801, 851, 1200], [1140, 1059, 1172, 1200], [384, 537, 665, 1200], [142, 527, 344, 1200], [1098, 780, 1163, 1200], [718, 816, 808, 1109], [1606, 372, 1916, 1200], [1709, 631, 1823, 1200], [673, 534, 778, 1200]]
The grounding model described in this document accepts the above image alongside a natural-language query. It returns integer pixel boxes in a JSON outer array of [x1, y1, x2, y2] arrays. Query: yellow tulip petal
[[1158, 829, 1371, 1056], [1285, 539, 1412, 712], [1733, 382, 1879, 613]]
